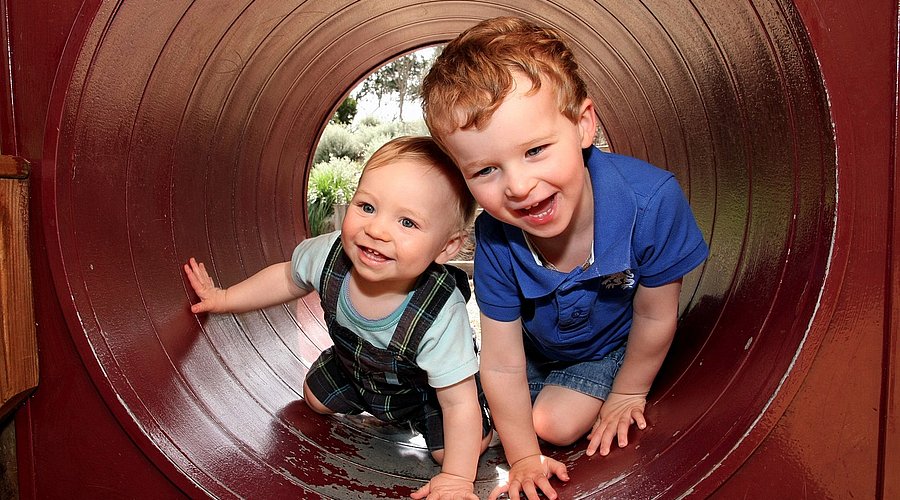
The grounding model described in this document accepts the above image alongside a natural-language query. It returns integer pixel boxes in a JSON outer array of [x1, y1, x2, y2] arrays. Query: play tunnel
[[14, 0, 896, 498]]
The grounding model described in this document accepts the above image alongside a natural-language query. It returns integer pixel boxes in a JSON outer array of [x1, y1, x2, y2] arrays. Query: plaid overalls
[[305, 239, 489, 450]]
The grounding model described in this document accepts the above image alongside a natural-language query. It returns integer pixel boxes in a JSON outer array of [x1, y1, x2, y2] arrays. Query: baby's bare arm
[[410, 376, 482, 500], [184, 258, 307, 314]]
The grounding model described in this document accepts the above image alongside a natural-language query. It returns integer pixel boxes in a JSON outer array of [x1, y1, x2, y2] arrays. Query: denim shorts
[[525, 342, 627, 402]]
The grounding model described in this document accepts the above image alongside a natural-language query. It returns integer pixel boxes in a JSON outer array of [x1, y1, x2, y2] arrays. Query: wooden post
[[0, 155, 38, 420]]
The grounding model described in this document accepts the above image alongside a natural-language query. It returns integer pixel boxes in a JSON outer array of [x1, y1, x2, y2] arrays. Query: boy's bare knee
[[532, 403, 591, 446], [533, 411, 581, 446]]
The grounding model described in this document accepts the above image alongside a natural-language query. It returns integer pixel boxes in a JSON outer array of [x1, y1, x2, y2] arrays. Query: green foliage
[[306, 46, 441, 237], [307, 119, 433, 236], [313, 125, 364, 165], [331, 97, 357, 125], [358, 115, 380, 127], [307, 156, 362, 236], [355, 48, 439, 121]]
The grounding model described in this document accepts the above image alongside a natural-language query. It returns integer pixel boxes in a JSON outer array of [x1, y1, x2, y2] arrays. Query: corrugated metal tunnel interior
[[42, 1, 834, 497]]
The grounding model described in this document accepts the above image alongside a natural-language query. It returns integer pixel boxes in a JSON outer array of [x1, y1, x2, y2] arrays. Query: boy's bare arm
[[587, 279, 682, 456], [479, 315, 539, 462], [184, 258, 308, 314], [480, 315, 568, 500], [411, 376, 482, 500]]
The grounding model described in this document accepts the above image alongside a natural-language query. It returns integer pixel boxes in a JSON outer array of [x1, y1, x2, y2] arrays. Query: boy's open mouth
[[518, 194, 556, 223]]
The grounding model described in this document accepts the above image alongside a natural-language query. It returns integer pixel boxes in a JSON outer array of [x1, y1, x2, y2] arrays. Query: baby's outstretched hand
[[184, 257, 227, 314], [410, 472, 477, 500], [489, 454, 568, 500], [586, 391, 648, 457]]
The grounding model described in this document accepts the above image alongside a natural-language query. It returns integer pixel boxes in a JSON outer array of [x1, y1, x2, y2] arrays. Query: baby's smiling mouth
[[360, 245, 391, 262]]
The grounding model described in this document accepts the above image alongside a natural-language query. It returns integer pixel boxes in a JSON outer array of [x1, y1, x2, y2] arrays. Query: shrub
[[313, 124, 364, 165], [307, 156, 362, 236], [358, 115, 380, 127], [308, 117, 431, 236]]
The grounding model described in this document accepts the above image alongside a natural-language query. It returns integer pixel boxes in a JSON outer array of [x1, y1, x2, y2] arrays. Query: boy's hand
[[183, 257, 227, 314], [489, 454, 568, 500], [411, 472, 477, 500], [586, 391, 648, 456]]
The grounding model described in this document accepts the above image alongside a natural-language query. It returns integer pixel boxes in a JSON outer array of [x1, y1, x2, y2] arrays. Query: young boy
[[184, 136, 492, 500], [422, 17, 709, 500]]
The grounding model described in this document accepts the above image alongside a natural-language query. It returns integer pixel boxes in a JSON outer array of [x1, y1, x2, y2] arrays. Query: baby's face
[[340, 160, 461, 291], [441, 73, 597, 242]]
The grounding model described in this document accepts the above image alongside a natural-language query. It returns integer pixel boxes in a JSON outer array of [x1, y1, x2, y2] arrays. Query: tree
[[331, 97, 357, 125], [355, 47, 439, 121]]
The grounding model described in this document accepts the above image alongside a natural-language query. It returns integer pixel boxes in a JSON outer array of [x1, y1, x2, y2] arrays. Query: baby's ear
[[434, 229, 467, 265]]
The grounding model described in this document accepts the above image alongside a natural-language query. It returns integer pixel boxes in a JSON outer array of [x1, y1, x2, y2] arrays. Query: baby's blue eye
[[361, 203, 375, 213], [474, 166, 496, 177], [400, 218, 417, 229], [526, 146, 544, 157]]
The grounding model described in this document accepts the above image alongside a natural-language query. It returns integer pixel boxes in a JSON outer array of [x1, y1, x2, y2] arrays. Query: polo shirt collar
[[506, 146, 637, 299], [586, 146, 637, 277]]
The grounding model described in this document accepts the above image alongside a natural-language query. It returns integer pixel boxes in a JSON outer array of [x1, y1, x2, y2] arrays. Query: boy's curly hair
[[422, 16, 588, 145]]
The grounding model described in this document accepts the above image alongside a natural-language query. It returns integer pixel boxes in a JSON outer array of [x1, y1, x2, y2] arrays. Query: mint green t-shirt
[[291, 231, 478, 389]]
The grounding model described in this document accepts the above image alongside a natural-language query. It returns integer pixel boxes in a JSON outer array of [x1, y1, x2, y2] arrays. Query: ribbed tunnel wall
[[42, 1, 834, 498]]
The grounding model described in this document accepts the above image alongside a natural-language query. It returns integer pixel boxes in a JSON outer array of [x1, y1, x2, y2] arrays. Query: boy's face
[[441, 73, 597, 241], [340, 159, 463, 292]]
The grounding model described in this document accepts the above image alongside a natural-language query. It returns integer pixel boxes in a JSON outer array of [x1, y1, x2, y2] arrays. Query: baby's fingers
[[190, 301, 213, 314], [531, 476, 558, 500], [409, 482, 429, 499], [520, 479, 541, 500], [487, 482, 509, 500], [188, 258, 211, 282], [546, 458, 569, 482]]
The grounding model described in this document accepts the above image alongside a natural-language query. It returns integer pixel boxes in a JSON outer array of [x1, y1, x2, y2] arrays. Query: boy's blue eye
[[400, 218, 417, 229], [361, 203, 374, 213]]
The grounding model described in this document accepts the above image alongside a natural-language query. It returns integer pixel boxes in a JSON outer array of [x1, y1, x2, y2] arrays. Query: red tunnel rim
[[38, 2, 837, 497]]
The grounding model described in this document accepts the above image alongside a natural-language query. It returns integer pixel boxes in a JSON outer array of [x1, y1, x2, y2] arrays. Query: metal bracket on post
[[0, 154, 38, 420]]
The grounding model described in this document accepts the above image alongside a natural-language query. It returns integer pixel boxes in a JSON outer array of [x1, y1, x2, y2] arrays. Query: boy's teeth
[[522, 198, 552, 217]]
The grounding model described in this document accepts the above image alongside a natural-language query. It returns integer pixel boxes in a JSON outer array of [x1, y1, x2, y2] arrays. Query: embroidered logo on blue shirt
[[602, 269, 635, 289]]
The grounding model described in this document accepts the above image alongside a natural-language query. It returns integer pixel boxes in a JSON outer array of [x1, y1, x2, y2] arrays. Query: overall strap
[[318, 236, 351, 323], [389, 263, 463, 360]]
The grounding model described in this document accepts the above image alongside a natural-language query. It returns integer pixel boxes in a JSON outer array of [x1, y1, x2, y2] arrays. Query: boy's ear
[[434, 230, 467, 265], [577, 98, 598, 148]]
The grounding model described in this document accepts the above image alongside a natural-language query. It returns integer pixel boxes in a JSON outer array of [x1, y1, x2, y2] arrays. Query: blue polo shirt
[[473, 146, 709, 362]]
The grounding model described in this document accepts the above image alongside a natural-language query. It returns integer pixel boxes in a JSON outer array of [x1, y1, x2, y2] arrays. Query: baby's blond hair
[[364, 136, 476, 229]]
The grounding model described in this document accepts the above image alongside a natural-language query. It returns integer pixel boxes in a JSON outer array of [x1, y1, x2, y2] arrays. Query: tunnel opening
[[43, 1, 834, 498]]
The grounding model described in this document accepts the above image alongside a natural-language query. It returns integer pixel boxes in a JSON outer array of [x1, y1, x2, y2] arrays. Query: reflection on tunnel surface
[[43, 1, 833, 498]]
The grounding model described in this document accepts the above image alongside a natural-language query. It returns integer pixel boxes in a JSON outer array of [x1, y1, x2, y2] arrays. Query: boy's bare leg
[[532, 386, 603, 446]]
